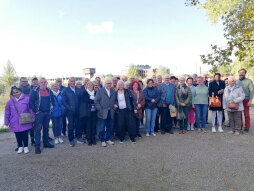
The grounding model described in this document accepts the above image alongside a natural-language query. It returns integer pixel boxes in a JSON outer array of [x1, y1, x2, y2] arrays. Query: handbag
[[209, 92, 221, 107], [12, 99, 34, 125], [228, 102, 239, 110], [177, 106, 186, 120]]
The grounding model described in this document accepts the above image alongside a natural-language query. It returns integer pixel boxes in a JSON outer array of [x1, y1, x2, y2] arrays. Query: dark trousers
[[35, 111, 50, 148], [15, 130, 29, 147], [116, 109, 136, 141], [29, 126, 34, 141], [62, 111, 67, 135], [97, 111, 114, 142], [86, 111, 97, 144], [67, 112, 81, 142], [161, 106, 173, 132], [228, 111, 241, 132], [155, 107, 162, 132]]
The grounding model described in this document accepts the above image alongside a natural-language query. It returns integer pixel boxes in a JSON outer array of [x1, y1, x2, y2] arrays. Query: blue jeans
[[67, 112, 81, 142], [97, 112, 113, 142], [145, 108, 158, 134], [195, 104, 208, 129], [51, 117, 62, 137], [35, 112, 50, 148], [136, 118, 141, 136]]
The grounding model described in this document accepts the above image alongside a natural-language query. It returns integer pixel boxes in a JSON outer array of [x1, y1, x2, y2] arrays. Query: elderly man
[[31, 77, 39, 90], [56, 78, 67, 136], [236, 68, 254, 133], [129, 76, 135, 84], [161, 75, 176, 134], [62, 77, 83, 146], [95, 76, 103, 88], [19, 77, 31, 95], [112, 77, 118, 91], [29, 78, 55, 154], [121, 75, 128, 82], [94, 78, 116, 147], [192, 74, 198, 86]]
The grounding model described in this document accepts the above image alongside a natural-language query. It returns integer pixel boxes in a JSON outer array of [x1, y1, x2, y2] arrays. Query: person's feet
[[168, 130, 174, 134], [43, 142, 54, 148], [197, 129, 201, 133], [35, 147, 41, 154], [69, 141, 75, 147], [146, 133, 150, 137], [54, 138, 59, 144], [218, 126, 224, 133], [179, 130, 183, 134], [202, 129, 207, 133], [137, 134, 142, 138], [151, 133, 156, 137], [17, 147, 23, 154], [101, 142, 107, 147], [106, 140, 115, 145], [212, 127, 216, 133], [234, 131, 240, 136], [244, 129, 249, 133], [187, 126, 191, 131], [58, 138, 64, 143], [31, 139, 35, 146], [190, 126, 195, 131], [131, 139, 137, 144], [24, 147, 29, 154], [48, 137, 53, 141], [77, 138, 85, 144], [161, 131, 166, 135], [182, 130, 187, 134]]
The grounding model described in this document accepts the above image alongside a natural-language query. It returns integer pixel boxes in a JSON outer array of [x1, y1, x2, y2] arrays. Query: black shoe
[[88, 142, 93, 146], [69, 141, 75, 147], [131, 139, 136, 144], [168, 130, 174, 134], [48, 137, 53, 141], [15, 147, 18, 151], [244, 129, 249, 133], [35, 147, 41, 154], [161, 131, 166, 135], [43, 143, 54, 148], [31, 139, 35, 146], [137, 134, 142, 138]]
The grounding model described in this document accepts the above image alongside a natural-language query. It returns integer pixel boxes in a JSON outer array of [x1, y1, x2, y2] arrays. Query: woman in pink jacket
[[4, 86, 34, 154]]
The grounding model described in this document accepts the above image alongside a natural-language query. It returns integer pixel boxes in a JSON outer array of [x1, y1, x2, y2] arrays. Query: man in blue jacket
[[62, 77, 83, 147], [29, 78, 55, 154]]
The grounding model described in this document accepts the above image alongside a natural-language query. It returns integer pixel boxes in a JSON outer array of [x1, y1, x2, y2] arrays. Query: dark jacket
[[51, 91, 65, 118], [131, 90, 145, 119], [62, 86, 81, 114], [143, 87, 160, 109], [79, 88, 97, 118], [175, 84, 192, 107], [209, 80, 225, 111], [19, 84, 31, 95], [115, 89, 135, 112], [94, 87, 116, 119], [29, 87, 54, 113]]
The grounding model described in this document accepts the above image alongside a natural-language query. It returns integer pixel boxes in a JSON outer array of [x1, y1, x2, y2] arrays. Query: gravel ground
[[1, 109, 254, 191]]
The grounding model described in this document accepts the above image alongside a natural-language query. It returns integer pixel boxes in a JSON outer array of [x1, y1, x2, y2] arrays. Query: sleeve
[[143, 89, 152, 102], [94, 90, 102, 111], [4, 100, 11, 126], [233, 87, 245, 103], [249, 80, 254, 101], [140, 92, 145, 107], [154, 89, 160, 103], [29, 91, 36, 113], [62, 89, 71, 111], [223, 91, 227, 109], [175, 88, 180, 106], [208, 82, 213, 97], [160, 85, 166, 104], [192, 88, 196, 104]]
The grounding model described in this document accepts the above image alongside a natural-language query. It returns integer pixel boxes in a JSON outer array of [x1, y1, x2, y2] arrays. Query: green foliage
[[187, 0, 254, 73], [105, 73, 113, 78], [155, 66, 170, 76], [127, 64, 140, 78], [1, 60, 18, 88]]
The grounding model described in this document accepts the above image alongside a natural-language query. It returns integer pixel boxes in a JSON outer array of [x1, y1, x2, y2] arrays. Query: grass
[[0, 104, 5, 112], [0, 126, 9, 133]]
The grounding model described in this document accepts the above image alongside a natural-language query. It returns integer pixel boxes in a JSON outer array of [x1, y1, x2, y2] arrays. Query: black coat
[[62, 87, 81, 114], [115, 89, 135, 112], [209, 80, 225, 111], [79, 89, 97, 118]]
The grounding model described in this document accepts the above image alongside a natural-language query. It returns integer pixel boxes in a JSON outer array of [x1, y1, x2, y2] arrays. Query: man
[[236, 68, 254, 133], [155, 75, 166, 133], [95, 76, 103, 88], [161, 75, 176, 134], [129, 76, 135, 84], [62, 77, 83, 146], [192, 74, 198, 86], [31, 77, 39, 89], [94, 78, 116, 147], [56, 78, 67, 136], [29, 78, 54, 154], [19, 77, 31, 95], [112, 77, 118, 91], [203, 74, 209, 87], [121, 75, 128, 82], [83, 78, 90, 87]]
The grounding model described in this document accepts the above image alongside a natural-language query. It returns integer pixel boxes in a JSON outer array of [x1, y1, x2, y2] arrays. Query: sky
[[0, 0, 226, 78]]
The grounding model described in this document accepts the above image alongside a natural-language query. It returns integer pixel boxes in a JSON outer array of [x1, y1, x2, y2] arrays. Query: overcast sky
[[0, 0, 226, 78]]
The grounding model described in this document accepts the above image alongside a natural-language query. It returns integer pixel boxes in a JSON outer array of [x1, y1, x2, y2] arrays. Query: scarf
[[228, 84, 236, 100], [87, 89, 95, 100], [52, 90, 60, 97], [178, 84, 188, 100]]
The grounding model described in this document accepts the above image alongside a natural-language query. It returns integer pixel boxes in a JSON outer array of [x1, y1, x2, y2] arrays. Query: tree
[[105, 73, 113, 78], [187, 0, 254, 72], [127, 64, 139, 78], [155, 66, 170, 76], [1, 60, 18, 88]]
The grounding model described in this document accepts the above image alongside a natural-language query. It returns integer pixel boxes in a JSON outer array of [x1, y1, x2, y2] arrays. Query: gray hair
[[117, 80, 125, 89], [179, 76, 185, 81], [164, 74, 170, 79], [124, 81, 130, 88], [228, 76, 236, 82], [103, 78, 112, 86]]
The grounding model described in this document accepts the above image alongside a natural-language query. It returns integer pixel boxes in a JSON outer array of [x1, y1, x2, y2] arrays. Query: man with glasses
[[19, 77, 31, 95]]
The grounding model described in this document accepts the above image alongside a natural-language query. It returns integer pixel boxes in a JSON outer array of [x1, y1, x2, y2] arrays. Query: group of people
[[4, 68, 254, 155]]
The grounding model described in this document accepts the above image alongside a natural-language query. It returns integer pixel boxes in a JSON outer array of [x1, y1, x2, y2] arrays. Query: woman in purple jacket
[[4, 86, 34, 154]]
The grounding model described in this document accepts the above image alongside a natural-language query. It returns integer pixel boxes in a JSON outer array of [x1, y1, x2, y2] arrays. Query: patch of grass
[[0, 126, 9, 133], [0, 104, 5, 111]]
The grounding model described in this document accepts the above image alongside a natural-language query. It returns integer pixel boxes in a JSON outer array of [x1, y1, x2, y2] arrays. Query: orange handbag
[[209, 92, 221, 107]]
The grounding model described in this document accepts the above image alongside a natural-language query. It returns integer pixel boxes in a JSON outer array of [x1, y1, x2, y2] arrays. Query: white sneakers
[[24, 147, 29, 154], [190, 126, 195, 131], [212, 126, 224, 133], [17, 147, 23, 154], [106, 140, 115, 145], [101, 142, 107, 147], [187, 126, 191, 131], [146, 133, 150, 137], [151, 133, 156, 137], [55, 138, 64, 144], [212, 127, 216, 133]]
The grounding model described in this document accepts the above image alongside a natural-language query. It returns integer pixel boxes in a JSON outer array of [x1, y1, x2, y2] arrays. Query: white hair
[[179, 76, 185, 81], [164, 74, 170, 79], [103, 78, 112, 86], [124, 81, 130, 88], [117, 80, 125, 89], [228, 76, 236, 82]]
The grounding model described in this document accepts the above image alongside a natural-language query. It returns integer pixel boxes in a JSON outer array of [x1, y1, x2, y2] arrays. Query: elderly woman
[[192, 76, 209, 133], [76, 81, 82, 89], [209, 73, 225, 133], [124, 81, 130, 89], [186, 77, 195, 131], [79, 81, 97, 145], [51, 83, 65, 144], [5, 86, 34, 154], [175, 77, 192, 134], [143, 79, 160, 137], [130, 81, 145, 139], [94, 78, 116, 147], [223, 77, 245, 135], [115, 80, 137, 143]]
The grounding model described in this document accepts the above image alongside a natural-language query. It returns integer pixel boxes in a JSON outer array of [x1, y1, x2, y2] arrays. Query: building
[[121, 65, 158, 79], [47, 77, 83, 85], [83, 68, 96, 79]]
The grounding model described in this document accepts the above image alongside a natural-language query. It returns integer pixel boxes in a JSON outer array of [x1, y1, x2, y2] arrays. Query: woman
[[51, 83, 65, 144], [124, 81, 130, 89], [209, 73, 225, 133], [130, 81, 145, 139], [80, 81, 97, 145], [186, 77, 195, 131], [175, 77, 192, 134], [143, 79, 160, 137], [192, 77, 209, 133], [223, 77, 245, 135], [76, 81, 82, 89], [114, 80, 137, 143], [4, 86, 34, 154]]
